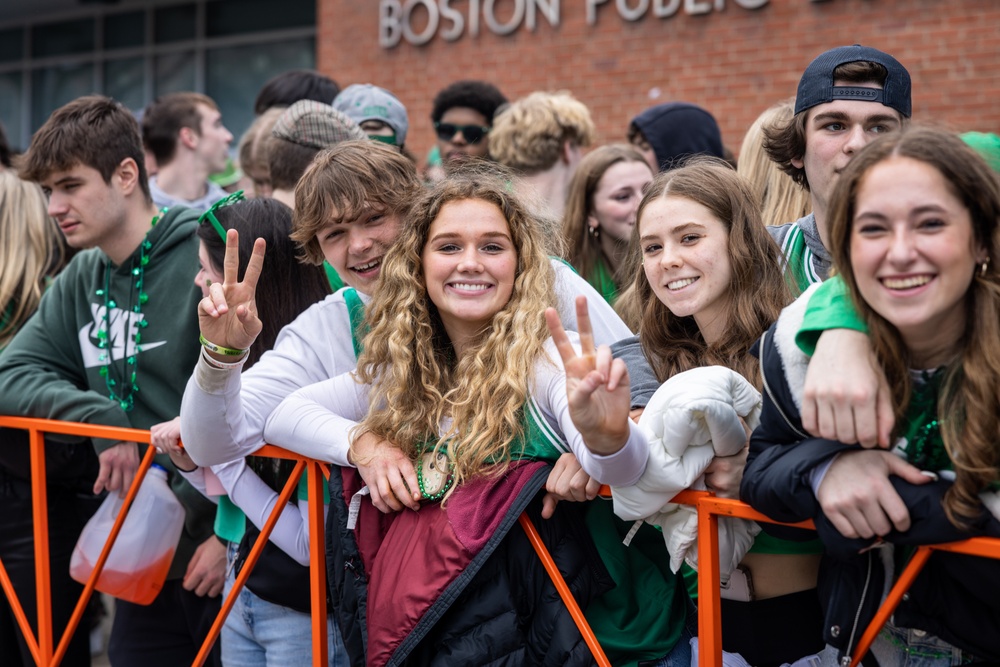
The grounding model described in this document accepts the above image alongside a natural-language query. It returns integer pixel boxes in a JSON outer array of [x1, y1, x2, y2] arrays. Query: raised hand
[[545, 295, 631, 456], [198, 229, 266, 358]]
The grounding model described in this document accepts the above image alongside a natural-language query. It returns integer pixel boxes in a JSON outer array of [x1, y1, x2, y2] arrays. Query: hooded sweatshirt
[[149, 175, 228, 213], [0, 206, 215, 578], [631, 101, 725, 172]]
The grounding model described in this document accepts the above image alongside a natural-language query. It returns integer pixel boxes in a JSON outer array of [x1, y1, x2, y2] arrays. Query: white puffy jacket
[[612, 366, 761, 581]]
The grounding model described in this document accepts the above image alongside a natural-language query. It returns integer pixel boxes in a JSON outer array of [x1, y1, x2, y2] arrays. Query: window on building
[[0, 0, 316, 153]]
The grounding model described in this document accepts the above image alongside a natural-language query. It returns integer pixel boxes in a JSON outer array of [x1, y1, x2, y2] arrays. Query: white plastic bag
[[70, 463, 185, 605]]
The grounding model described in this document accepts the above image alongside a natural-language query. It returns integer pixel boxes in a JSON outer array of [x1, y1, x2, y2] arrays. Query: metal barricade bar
[[0, 417, 331, 667], [5, 416, 1000, 667]]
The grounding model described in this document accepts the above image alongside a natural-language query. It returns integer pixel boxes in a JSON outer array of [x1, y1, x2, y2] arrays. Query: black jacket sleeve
[[740, 325, 850, 524]]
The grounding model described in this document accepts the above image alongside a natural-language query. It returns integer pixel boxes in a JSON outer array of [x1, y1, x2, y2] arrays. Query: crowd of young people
[[2, 43, 999, 667]]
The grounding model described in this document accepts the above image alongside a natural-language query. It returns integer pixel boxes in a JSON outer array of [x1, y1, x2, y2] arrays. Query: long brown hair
[[628, 158, 790, 387], [827, 125, 1000, 528], [563, 144, 650, 294], [352, 164, 556, 491]]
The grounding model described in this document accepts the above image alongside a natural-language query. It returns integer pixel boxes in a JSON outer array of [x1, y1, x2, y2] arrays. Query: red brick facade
[[318, 0, 1000, 164]]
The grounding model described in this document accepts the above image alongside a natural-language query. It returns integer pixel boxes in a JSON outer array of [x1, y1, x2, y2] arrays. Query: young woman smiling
[[742, 126, 1000, 664], [609, 159, 827, 665], [262, 167, 692, 667], [563, 144, 654, 305]]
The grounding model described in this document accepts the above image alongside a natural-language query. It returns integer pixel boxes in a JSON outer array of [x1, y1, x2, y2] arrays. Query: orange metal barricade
[[0, 417, 330, 667], [4, 415, 1000, 667], [542, 488, 1000, 667], [690, 494, 1000, 667]]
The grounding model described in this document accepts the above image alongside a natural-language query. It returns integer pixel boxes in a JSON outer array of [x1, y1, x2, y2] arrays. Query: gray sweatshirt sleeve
[[610, 335, 660, 409]]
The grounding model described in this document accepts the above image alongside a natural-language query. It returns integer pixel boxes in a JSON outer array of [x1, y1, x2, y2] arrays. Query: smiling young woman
[[262, 165, 694, 666], [629, 158, 789, 386], [610, 159, 828, 665], [742, 126, 1000, 664], [563, 144, 653, 305]]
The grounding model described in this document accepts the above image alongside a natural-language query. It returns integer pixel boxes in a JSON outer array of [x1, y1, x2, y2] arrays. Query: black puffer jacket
[[740, 294, 1000, 662], [327, 459, 614, 667]]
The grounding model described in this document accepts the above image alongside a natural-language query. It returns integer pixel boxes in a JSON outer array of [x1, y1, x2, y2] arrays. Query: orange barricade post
[[518, 513, 612, 667], [0, 417, 160, 667], [847, 537, 1000, 667], [688, 495, 1000, 667], [692, 495, 814, 667], [52, 446, 157, 667], [306, 460, 330, 667]]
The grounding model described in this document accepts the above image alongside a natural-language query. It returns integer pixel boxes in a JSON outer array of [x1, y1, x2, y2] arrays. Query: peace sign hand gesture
[[198, 229, 266, 360], [545, 296, 632, 456]]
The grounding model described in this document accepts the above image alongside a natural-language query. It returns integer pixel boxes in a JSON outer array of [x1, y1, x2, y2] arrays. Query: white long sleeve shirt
[[180, 260, 632, 467], [263, 338, 649, 488]]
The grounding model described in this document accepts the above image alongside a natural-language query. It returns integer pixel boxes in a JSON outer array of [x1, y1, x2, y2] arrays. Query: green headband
[[198, 190, 246, 243]]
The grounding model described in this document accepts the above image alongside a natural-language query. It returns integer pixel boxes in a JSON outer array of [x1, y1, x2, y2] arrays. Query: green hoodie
[[0, 206, 215, 578]]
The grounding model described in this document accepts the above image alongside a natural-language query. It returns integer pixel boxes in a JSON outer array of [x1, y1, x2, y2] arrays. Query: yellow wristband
[[199, 334, 247, 357]]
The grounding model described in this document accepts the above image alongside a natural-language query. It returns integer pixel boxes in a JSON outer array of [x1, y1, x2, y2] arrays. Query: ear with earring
[[588, 224, 600, 239], [980, 256, 991, 278]]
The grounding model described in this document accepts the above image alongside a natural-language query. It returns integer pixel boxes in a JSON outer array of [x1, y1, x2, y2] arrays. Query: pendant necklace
[[417, 448, 455, 501]]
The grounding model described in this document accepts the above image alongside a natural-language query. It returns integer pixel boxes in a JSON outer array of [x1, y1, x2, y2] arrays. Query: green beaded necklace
[[95, 209, 164, 412], [899, 368, 951, 473]]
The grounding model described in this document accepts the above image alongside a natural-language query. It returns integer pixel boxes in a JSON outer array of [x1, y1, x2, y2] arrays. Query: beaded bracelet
[[199, 334, 248, 357]]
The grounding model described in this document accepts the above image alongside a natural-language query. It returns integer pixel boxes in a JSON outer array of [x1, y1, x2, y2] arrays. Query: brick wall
[[318, 0, 1000, 165]]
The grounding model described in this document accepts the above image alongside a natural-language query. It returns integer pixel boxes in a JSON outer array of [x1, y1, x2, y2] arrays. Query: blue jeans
[[870, 620, 976, 667], [646, 627, 694, 667], [221, 547, 348, 667]]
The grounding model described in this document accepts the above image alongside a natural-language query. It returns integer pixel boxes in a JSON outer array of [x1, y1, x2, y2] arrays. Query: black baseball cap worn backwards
[[795, 44, 912, 118]]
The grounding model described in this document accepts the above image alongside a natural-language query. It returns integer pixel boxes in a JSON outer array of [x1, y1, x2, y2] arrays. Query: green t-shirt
[[215, 496, 246, 544], [323, 262, 344, 292], [795, 276, 867, 356], [586, 256, 619, 306]]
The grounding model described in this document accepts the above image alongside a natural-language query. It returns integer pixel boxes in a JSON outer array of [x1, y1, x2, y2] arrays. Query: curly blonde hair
[[828, 125, 1000, 529], [489, 91, 595, 174], [352, 164, 556, 491]]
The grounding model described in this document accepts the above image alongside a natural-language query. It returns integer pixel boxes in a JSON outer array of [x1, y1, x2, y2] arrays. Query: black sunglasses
[[434, 122, 490, 145]]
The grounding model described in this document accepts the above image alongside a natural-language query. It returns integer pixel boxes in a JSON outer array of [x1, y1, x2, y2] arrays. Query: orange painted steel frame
[[546, 487, 1000, 667], [3, 417, 1000, 667], [0, 417, 330, 667], [690, 494, 1000, 667]]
